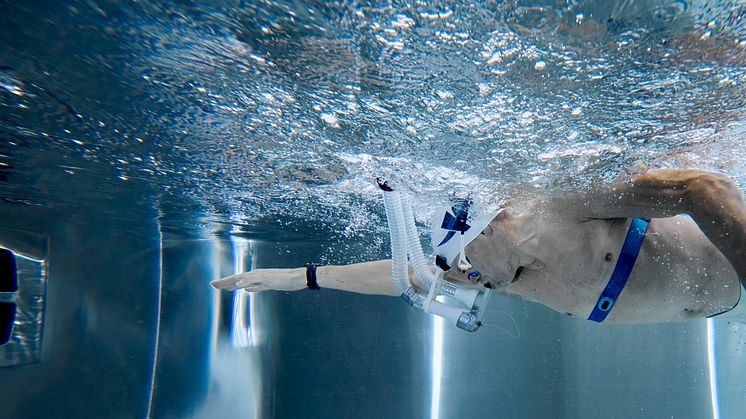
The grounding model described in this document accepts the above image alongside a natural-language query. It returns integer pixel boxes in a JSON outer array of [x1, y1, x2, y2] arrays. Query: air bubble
[[321, 113, 340, 128], [507, 6, 559, 35]]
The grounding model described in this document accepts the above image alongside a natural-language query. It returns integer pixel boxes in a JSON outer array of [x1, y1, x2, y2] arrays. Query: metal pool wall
[[0, 211, 744, 418]]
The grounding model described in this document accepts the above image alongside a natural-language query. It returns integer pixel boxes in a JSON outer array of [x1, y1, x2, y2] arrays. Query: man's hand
[[210, 268, 306, 292]]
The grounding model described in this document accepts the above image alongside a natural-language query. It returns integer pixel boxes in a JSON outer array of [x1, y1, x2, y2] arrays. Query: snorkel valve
[[377, 178, 493, 332]]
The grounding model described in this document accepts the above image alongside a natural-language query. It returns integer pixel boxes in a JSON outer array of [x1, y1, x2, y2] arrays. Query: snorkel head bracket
[[378, 178, 493, 332]]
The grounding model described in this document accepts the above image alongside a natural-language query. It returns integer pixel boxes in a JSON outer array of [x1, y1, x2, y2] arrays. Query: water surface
[[1, 0, 745, 257]]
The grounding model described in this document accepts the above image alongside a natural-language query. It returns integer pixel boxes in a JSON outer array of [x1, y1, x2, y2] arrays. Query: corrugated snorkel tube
[[377, 178, 425, 309], [376, 178, 491, 332]]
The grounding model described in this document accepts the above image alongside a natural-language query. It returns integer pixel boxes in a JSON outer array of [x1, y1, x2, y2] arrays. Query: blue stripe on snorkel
[[588, 217, 650, 323], [436, 210, 471, 246]]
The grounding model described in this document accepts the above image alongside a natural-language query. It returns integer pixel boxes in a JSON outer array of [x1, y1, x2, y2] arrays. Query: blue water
[[1, 0, 745, 255], [2, 2, 746, 418]]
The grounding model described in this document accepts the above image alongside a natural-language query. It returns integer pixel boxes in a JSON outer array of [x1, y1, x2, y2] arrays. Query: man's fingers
[[210, 274, 241, 291], [211, 272, 266, 291]]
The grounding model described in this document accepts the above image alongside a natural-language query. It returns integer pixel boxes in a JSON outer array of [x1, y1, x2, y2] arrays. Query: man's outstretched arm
[[211, 259, 405, 296], [578, 169, 746, 287]]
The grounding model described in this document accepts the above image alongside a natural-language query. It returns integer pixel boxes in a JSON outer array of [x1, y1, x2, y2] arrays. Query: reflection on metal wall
[[0, 228, 47, 367], [0, 219, 744, 418], [206, 238, 746, 419], [0, 218, 160, 418]]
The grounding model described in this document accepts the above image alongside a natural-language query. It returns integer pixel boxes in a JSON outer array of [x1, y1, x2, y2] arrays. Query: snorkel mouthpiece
[[457, 258, 473, 272], [378, 178, 493, 332]]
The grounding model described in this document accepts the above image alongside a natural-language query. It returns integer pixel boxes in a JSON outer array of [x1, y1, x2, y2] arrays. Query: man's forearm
[[317, 260, 400, 296], [212, 259, 409, 296], [577, 169, 746, 286], [688, 182, 746, 287]]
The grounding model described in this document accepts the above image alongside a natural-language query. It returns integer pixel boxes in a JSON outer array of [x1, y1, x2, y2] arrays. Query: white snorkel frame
[[377, 178, 492, 332]]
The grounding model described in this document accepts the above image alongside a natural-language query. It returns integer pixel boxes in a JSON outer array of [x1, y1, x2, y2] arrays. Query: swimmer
[[211, 169, 746, 324]]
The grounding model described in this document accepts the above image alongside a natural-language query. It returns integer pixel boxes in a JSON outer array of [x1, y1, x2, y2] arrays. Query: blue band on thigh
[[588, 217, 650, 323]]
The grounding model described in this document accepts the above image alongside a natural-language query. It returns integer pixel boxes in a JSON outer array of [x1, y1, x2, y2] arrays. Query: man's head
[[444, 212, 526, 289]]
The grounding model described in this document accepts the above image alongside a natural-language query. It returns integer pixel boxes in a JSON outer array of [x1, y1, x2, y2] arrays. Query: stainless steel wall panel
[[433, 297, 565, 419], [147, 236, 217, 419], [244, 240, 435, 419], [1, 217, 744, 419], [558, 316, 713, 418], [0, 218, 160, 419], [712, 321, 746, 418]]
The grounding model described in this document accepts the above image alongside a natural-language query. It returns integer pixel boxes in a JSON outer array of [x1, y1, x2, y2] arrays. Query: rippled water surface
[[1, 0, 745, 256]]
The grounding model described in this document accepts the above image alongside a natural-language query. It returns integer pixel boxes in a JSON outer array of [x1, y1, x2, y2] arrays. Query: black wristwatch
[[304, 262, 321, 290]]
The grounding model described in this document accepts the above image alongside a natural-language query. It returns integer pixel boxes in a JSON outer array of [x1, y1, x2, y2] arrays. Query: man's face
[[444, 221, 518, 289]]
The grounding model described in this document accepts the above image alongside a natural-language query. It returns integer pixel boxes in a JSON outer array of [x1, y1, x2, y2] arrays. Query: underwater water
[[1, 1, 745, 418], [2, 0, 746, 243]]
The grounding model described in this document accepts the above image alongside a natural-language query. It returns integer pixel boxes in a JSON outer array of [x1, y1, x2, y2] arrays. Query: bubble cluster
[[0, 0, 745, 249]]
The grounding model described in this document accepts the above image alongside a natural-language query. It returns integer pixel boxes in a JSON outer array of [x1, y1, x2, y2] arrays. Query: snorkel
[[377, 178, 493, 332]]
